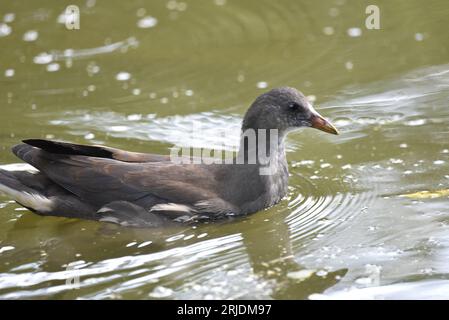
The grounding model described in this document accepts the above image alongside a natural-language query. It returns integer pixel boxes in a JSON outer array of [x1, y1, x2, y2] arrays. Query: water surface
[[0, 0, 449, 299]]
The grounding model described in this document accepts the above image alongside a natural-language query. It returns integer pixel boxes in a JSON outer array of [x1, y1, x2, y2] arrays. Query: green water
[[0, 0, 449, 299]]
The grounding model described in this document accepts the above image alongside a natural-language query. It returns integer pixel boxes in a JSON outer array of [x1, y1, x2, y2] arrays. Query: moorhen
[[0, 87, 338, 227]]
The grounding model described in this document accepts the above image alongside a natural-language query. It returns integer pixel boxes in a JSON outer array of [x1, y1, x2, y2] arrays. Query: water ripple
[[0, 233, 242, 299], [47, 110, 301, 152], [322, 63, 449, 138], [286, 167, 377, 246], [33, 37, 139, 65]]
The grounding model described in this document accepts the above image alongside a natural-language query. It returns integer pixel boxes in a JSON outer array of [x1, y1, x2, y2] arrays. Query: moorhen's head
[[241, 87, 338, 136]]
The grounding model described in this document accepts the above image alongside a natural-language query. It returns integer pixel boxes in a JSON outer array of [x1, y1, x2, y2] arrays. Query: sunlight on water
[[1, 0, 449, 300], [47, 110, 302, 152], [50, 111, 242, 150]]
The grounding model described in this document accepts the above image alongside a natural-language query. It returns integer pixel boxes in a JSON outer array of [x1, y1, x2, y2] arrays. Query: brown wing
[[12, 143, 235, 216]]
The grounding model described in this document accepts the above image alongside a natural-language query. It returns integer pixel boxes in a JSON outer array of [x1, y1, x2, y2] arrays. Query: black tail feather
[[22, 139, 113, 158]]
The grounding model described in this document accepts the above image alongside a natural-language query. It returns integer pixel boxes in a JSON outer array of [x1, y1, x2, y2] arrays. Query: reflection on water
[[33, 37, 139, 65], [49, 110, 243, 151], [0, 0, 449, 299], [311, 280, 449, 300]]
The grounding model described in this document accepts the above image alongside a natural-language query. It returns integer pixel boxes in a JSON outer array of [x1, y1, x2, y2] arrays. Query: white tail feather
[[0, 183, 53, 212]]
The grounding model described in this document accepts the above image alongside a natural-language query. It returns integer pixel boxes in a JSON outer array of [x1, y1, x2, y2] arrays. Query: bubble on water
[[137, 16, 158, 29], [214, 0, 227, 6], [137, 241, 152, 248], [126, 241, 137, 247], [86, 0, 96, 8], [149, 92, 157, 99], [320, 163, 332, 169], [292, 160, 315, 167], [127, 114, 142, 121], [23, 30, 39, 42], [356, 117, 377, 125], [405, 119, 426, 126], [316, 270, 328, 277], [132, 88, 141, 96], [355, 277, 372, 285], [399, 143, 408, 149], [87, 85, 96, 92], [3, 13, 15, 23], [390, 158, 403, 164], [167, 1, 177, 10], [0, 246, 15, 254], [347, 27, 362, 37], [65, 58, 73, 69], [323, 26, 334, 35], [185, 89, 194, 96], [414, 33, 424, 41], [166, 234, 185, 242], [46, 63, 60, 72], [86, 62, 100, 76], [345, 61, 354, 70], [287, 269, 315, 281], [84, 133, 95, 140], [149, 286, 173, 298], [307, 95, 316, 102], [0, 23, 12, 37], [433, 160, 445, 165], [256, 81, 268, 89], [168, 1, 187, 12], [110, 126, 129, 132], [160, 97, 169, 104], [404, 170, 413, 175], [4, 69, 15, 78], [441, 149, 449, 154], [64, 48, 75, 58], [334, 118, 351, 126], [342, 164, 352, 170], [116, 72, 131, 81], [33, 52, 53, 64]]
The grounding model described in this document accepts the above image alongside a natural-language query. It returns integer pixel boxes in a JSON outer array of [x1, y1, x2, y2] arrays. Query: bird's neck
[[231, 128, 289, 212], [236, 128, 288, 170]]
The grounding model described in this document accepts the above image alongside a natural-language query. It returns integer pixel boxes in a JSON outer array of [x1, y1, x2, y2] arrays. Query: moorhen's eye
[[288, 102, 302, 110]]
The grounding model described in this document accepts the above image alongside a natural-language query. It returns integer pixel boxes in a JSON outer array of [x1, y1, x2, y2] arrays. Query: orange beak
[[310, 114, 339, 135]]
